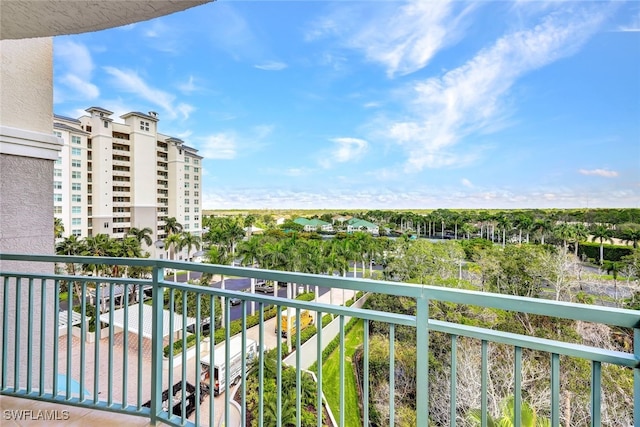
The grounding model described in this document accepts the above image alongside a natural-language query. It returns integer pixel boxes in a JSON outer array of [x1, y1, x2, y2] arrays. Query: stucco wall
[[0, 37, 56, 392], [0, 38, 53, 133], [0, 154, 56, 391]]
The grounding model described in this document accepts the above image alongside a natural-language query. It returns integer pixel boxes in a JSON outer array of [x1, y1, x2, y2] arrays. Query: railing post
[[416, 293, 430, 426], [634, 327, 639, 427], [150, 263, 164, 425]]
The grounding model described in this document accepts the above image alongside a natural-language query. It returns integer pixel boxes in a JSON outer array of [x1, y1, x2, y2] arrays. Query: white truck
[[200, 335, 258, 396]]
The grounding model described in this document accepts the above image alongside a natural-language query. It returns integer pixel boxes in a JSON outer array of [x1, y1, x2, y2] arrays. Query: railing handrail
[[1, 253, 638, 328]]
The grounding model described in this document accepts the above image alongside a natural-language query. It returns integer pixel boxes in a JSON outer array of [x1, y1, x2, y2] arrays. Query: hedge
[[308, 316, 360, 372], [577, 242, 633, 262]]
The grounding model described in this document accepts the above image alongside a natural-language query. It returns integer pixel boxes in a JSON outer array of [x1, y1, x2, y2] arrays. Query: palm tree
[[554, 223, 573, 250], [54, 217, 65, 240], [165, 233, 182, 282], [205, 245, 231, 327], [533, 218, 554, 245], [163, 216, 183, 236], [620, 223, 640, 249], [55, 235, 84, 301], [127, 226, 153, 247], [178, 232, 201, 281], [514, 213, 534, 244], [603, 260, 623, 306], [460, 222, 476, 240], [496, 214, 512, 247], [590, 225, 613, 265], [570, 223, 589, 257]]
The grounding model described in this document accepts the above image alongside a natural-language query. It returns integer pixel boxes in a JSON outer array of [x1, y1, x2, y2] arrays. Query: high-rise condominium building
[[53, 107, 203, 259]]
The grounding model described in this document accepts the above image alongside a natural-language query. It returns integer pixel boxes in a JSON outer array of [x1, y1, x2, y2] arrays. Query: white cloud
[[201, 185, 639, 210], [200, 133, 237, 159], [103, 67, 193, 120], [59, 74, 99, 100], [320, 137, 368, 168], [617, 12, 640, 32], [308, 1, 471, 77], [579, 168, 619, 178], [380, 5, 609, 172], [461, 178, 474, 188], [54, 40, 99, 102], [178, 76, 200, 94], [197, 125, 272, 160], [254, 61, 288, 71]]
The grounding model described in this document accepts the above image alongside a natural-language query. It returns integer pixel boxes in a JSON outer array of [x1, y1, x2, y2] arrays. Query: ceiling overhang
[[0, 0, 212, 40]]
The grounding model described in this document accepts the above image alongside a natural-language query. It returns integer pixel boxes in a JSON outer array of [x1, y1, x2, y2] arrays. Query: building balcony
[[0, 254, 638, 427]]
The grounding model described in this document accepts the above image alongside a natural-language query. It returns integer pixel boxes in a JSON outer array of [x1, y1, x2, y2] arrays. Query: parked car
[[229, 297, 242, 306], [255, 280, 274, 294]]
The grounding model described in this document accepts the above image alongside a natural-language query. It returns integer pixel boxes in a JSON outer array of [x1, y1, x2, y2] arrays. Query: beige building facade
[[53, 108, 203, 258]]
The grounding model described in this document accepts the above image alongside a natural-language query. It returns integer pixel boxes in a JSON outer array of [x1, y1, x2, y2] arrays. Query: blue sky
[[53, 1, 640, 210]]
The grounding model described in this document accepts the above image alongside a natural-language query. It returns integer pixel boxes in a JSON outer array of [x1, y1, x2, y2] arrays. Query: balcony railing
[[0, 254, 638, 427]]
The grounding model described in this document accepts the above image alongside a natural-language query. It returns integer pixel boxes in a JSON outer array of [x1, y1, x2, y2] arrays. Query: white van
[[200, 335, 257, 395]]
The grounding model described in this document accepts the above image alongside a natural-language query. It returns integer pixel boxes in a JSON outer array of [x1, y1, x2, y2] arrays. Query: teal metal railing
[[0, 253, 638, 426]]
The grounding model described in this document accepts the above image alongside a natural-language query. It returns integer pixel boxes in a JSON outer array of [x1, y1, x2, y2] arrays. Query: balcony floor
[[0, 395, 152, 426]]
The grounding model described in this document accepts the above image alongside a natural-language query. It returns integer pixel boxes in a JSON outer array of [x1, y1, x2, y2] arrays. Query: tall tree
[[620, 223, 640, 249], [590, 225, 613, 265], [163, 217, 183, 236], [127, 226, 153, 247], [54, 217, 65, 240], [179, 232, 201, 282]]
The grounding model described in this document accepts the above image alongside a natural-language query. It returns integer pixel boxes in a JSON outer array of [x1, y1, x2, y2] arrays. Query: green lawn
[[322, 319, 364, 427]]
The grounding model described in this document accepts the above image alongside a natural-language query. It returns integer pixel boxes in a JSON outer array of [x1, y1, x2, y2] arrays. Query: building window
[[185, 207, 189, 213], [194, 159, 199, 165], [54, 206, 62, 214], [72, 206, 81, 214], [184, 183, 189, 188], [194, 167, 199, 173], [194, 215, 199, 221], [185, 157, 190, 163], [194, 175, 199, 181], [71, 159, 81, 168], [54, 169, 62, 177], [184, 190, 189, 197], [184, 174, 189, 180], [72, 195, 81, 202], [194, 183, 199, 189], [54, 194, 62, 202], [104, 222, 109, 228], [185, 199, 190, 204], [71, 147, 81, 156], [72, 171, 81, 179], [71, 183, 81, 191], [104, 121, 109, 128], [140, 121, 149, 131], [185, 165, 190, 171], [55, 157, 62, 165], [54, 131, 62, 138], [184, 224, 190, 230], [72, 229, 82, 237], [71, 218, 81, 226], [184, 215, 190, 221], [72, 135, 82, 145], [53, 181, 62, 190], [194, 199, 199, 205], [194, 207, 200, 213]]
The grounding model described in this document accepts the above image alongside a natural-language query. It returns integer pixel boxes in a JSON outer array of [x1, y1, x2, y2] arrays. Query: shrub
[[578, 242, 633, 262]]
